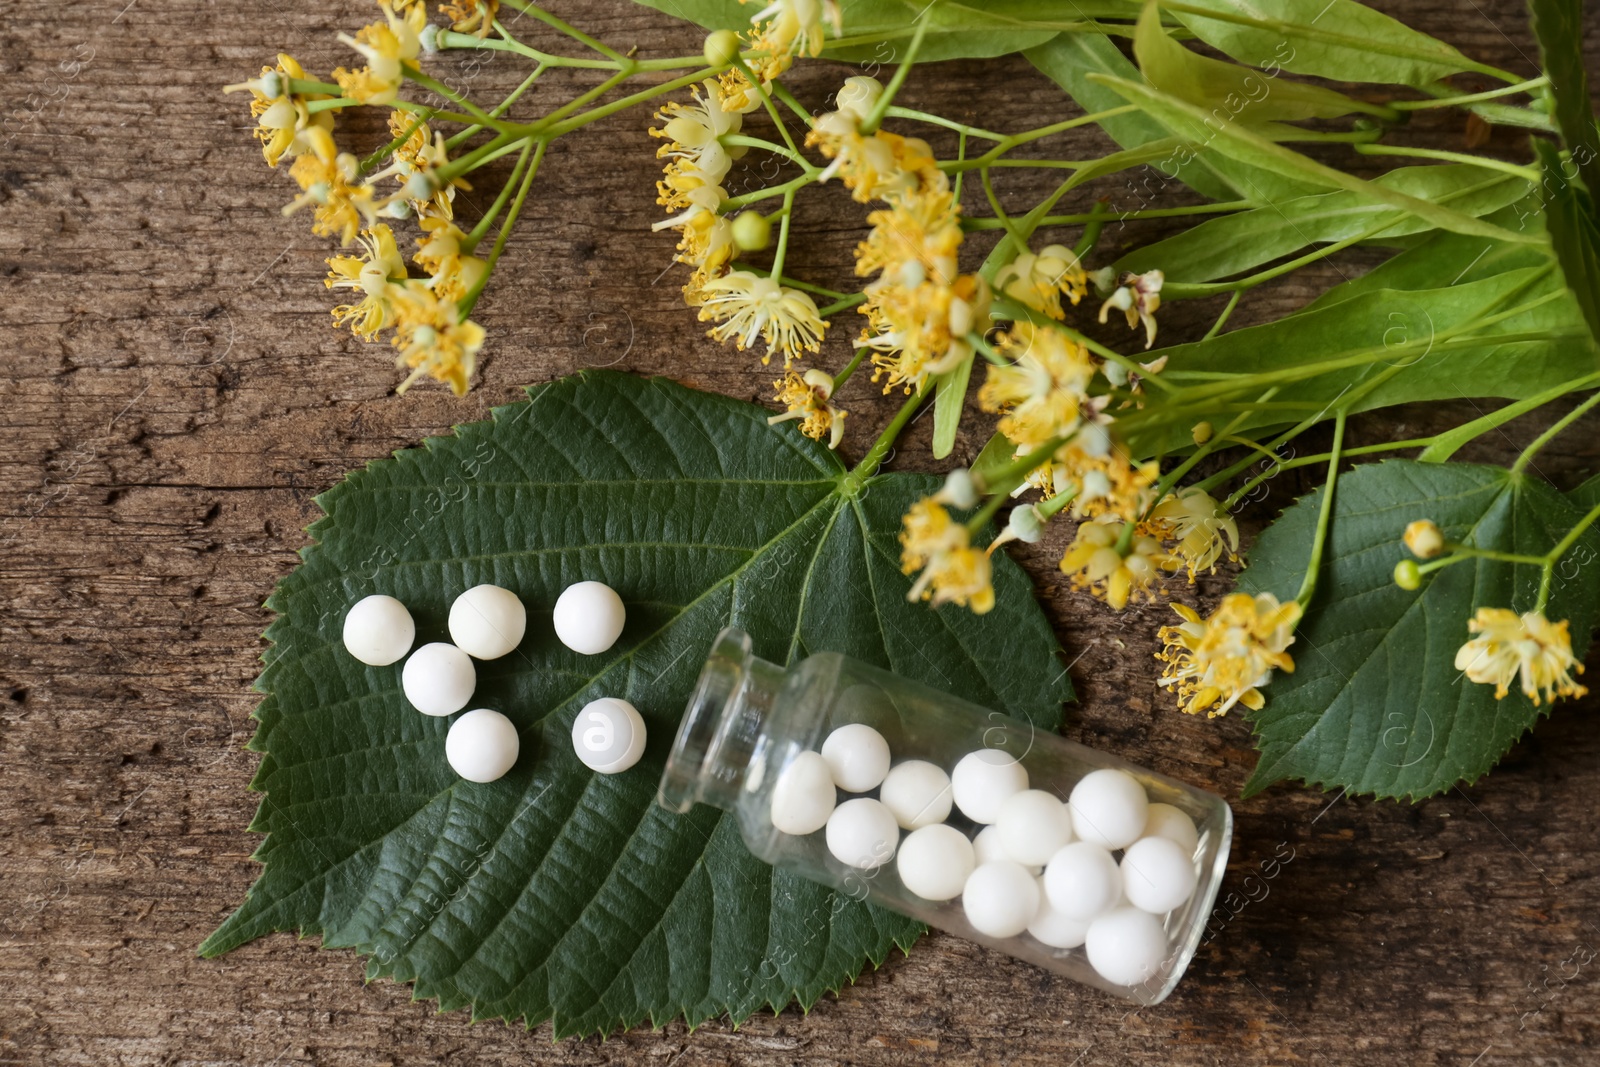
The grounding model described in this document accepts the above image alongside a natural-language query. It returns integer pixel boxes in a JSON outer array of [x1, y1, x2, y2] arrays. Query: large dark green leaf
[[1167, 0, 1478, 85], [201, 371, 1072, 1036], [1115, 166, 1530, 283], [1534, 139, 1600, 353], [1239, 460, 1600, 800]]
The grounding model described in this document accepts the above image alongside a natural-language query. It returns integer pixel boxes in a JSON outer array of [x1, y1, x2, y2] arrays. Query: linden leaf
[[1238, 460, 1600, 801], [201, 371, 1071, 1037]]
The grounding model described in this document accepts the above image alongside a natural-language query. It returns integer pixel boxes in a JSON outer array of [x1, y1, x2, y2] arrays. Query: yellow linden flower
[[1069, 447, 1161, 524], [899, 499, 995, 614], [1148, 486, 1240, 579], [993, 245, 1088, 320], [858, 275, 984, 394], [1096, 268, 1165, 350], [440, 0, 499, 37], [333, 1, 427, 106], [980, 323, 1097, 450], [808, 116, 942, 205], [223, 54, 336, 168], [284, 152, 380, 246], [1454, 608, 1587, 705], [414, 217, 488, 303], [697, 270, 826, 365], [745, 0, 839, 60], [1156, 592, 1301, 718], [1404, 519, 1445, 559], [370, 111, 472, 220], [1059, 520, 1169, 610], [769, 368, 846, 448], [854, 191, 963, 286], [651, 79, 745, 192], [325, 224, 407, 339], [389, 282, 485, 396]]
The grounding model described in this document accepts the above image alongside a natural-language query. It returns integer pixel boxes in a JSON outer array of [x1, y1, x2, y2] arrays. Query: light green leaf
[[932, 356, 974, 460], [1088, 73, 1543, 245], [1534, 139, 1600, 353], [1024, 32, 1302, 203], [1133, 0, 1365, 123], [1129, 268, 1593, 455], [1239, 460, 1600, 800], [1165, 0, 1480, 85], [1570, 471, 1600, 510], [970, 429, 1016, 486], [200, 371, 1071, 1037], [1116, 166, 1530, 283], [1529, 0, 1600, 199]]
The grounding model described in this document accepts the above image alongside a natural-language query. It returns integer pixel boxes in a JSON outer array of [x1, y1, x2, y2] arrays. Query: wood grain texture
[[3, 0, 1600, 1063]]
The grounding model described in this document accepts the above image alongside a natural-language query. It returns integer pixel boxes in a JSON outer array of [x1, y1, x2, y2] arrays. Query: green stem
[[360, 109, 434, 175], [729, 55, 802, 157], [885, 106, 1007, 142], [541, 66, 720, 137], [459, 139, 545, 316], [1512, 389, 1600, 474], [445, 65, 545, 151], [722, 171, 817, 210], [1296, 410, 1346, 609], [1538, 503, 1600, 612], [963, 200, 1254, 231], [1391, 76, 1548, 110], [770, 188, 797, 279], [1071, 201, 1110, 260], [840, 389, 929, 495], [465, 139, 536, 248], [861, 12, 932, 133], [831, 347, 869, 390], [404, 70, 504, 128], [980, 167, 1026, 244], [500, 0, 630, 63], [818, 293, 868, 317], [1353, 143, 1539, 182], [1203, 290, 1242, 340]]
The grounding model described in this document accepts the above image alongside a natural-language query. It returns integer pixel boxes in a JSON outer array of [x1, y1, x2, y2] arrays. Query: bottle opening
[[657, 626, 758, 814]]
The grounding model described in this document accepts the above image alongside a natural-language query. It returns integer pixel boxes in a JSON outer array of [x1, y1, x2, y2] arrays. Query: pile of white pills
[[339, 580, 643, 784], [768, 721, 1203, 990]]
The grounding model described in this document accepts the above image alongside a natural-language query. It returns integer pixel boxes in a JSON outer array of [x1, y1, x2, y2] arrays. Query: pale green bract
[[200, 371, 1072, 1037]]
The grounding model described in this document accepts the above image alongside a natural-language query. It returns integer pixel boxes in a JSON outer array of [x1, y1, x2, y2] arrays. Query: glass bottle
[[657, 627, 1233, 1005]]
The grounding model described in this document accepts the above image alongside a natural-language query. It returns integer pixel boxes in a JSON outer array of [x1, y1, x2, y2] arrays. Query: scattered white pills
[[1043, 841, 1124, 920], [995, 789, 1075, 868], [771, 751, 837, 835], [342, 594, 415, 666], [401, 642, 477, 716], [571, 697, 646, 774], [1120, 836, 1198, 915], [820, 723, 891, 792], [879, 760, 953, 829], [951, 749, 1029, 824], [896, 824, 975, 901], [552, 580, 626, 655], [1070, 768, 1149, 850], [445, 708, 520, 783], [1027, 876, 1091, 949], [1085, 907, 1169, 988], [962, 861, 1040, 939], [447, 584, 526, 660], [826, 797, 900, 869], [1141, 802, 1200, 855]]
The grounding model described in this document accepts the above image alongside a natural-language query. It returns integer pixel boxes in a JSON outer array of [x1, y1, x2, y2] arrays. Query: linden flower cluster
[[226, 2, 497, 396]]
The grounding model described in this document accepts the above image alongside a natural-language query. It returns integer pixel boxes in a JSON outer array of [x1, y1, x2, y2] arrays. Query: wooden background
[[4, 0, 1600, 1063]]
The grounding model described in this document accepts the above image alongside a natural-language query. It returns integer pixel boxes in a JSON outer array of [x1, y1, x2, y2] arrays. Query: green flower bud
[[704, 29, 742, 69], [731, 211, 771, 252], [1393, 559, 1422, 591]]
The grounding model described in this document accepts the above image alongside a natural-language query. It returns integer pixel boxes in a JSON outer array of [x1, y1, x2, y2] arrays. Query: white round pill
[[552, 581, 626, 655], [879, 760, 953, 829], [995, 789, 1075, 868], [1121, 836, 1198, 915], [445, 708, 520, 783], [951, 749, 1029, 824], [1043, 841, 1123, 920], [971, 825, 1008, 866], [448, 584, 526, 660], [342, 594, 415, 666], [1141, 802, 1200, 855], [1069, 768, 1149, 850], [571, 697, 646, 774], [401, 642, 476, 716], [820, 723, 891, 792], [1028, 876, 1091, 948], [896, 824, 975, 901], [1085, 907, 1170, 988], [770, 751, 836, 835], [825, 797, 899, 869], [962, 861, 1040, 939]]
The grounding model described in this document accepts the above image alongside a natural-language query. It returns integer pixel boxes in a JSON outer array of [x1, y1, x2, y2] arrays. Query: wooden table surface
[[4, 0, 1600, 1063]]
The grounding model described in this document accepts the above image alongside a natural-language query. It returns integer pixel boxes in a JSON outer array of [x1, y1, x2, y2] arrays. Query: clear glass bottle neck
[[658, 627, 785, 814]]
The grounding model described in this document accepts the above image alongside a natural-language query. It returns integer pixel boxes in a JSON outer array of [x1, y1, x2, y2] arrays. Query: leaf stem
[[1511, 389, 1600, 475], [1296, 410, 1345, 610], [841, 389, 928, 495]]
